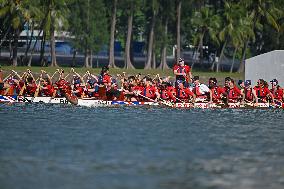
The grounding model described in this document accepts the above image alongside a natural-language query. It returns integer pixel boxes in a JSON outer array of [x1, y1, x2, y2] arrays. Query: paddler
[[253, 79, 274, 104], [270, 79, 283, 102], [208, 77, 226, 103], [192, 76, 210, 102], [224, 77, 245, 103], [173, 58, 192, 87]]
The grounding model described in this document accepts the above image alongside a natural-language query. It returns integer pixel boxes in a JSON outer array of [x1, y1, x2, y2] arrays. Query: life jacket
[[174, 65, 190, 82], [254, 86, 269, 98], [211, 86, 223, 100], [42, 84, 54, 97], [244, 87, 253, 101], [56, 79, 72, 95], [193, 84, 208, 98], [176, 88, 191, 99], [225, 86, 240, 100], [98, 74, 112, 84], [270, 87, 283, 100], [73, 85, 84, 97], [26, 82, 37, 96], [143, 86, 155, 99], [160, 89, 170, 100]]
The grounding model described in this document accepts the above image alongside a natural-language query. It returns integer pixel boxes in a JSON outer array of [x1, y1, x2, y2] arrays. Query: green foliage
[[68, 0, 108, 53]]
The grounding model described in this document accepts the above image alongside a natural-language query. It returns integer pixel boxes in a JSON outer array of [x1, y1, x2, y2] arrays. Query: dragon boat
[[0, 95, 283, 109]]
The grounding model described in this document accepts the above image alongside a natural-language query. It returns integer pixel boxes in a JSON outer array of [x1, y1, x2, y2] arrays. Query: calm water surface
[[0, 103, 283, 189]]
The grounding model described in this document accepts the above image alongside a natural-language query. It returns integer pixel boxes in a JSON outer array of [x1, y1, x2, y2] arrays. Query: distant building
[[245, 50, 284, 87]]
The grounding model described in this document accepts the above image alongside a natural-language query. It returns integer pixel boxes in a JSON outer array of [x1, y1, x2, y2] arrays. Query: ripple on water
[[0, 103, 283, 189]]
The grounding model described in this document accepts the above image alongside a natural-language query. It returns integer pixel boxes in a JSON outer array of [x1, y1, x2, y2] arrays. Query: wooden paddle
[[137, 93, 173, 107]]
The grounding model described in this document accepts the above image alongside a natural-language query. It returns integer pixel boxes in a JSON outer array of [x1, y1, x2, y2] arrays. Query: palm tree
[[108, 0, 118, 68], [176, 0, 182, 61], [191, 5, 221, 69], [44, 0, 69, 67], [0, 0, 34, 66], [238, 0, 281, 73], [144, 0, 159, 69]]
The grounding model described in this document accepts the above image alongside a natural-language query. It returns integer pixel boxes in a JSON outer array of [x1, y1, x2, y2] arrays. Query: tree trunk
[[72, 49, 76, 67], [230, 47, 238, 73], [39, 31, 46, 66], [12, 29, 20, 67], [145, 11, 156, 69], [0, 26, 11, 47], [108, 0, 117, 68], [238, 41, 248, 73], [124, 4, 135, 69], [84, 50, 90, 68], [216, 39, 227, 73], [50, 14, 58, 67], [152, 51, 156, 69], [24, 22, 34, 64], [192, 32, 204, 69], [176, 0, 182, 61], [90, 50, 93, 68], [160, 19, 169, 70]]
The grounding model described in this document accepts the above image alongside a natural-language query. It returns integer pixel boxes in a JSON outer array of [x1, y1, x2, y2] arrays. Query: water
[[0, 103, 283, 189]]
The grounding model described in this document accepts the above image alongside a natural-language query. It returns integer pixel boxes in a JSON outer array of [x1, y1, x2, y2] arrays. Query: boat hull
[[0, 95, 282, 109]]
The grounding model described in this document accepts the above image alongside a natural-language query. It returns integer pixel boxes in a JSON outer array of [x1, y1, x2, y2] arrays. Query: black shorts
[[0, 82, 4, 90]]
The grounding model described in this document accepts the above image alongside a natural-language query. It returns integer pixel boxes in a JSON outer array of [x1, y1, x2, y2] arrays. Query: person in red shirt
[[0, 67, 11, 94], [241, 80, 258, 105], [138, 76, 160, 101], [175, 81, 195, 102], [25, 77, 37, 96], [72, 77, 84, 97], [208, 77, 226, 103], [253, 79, 274, 103], [98, 66, 112, 86], [224, 77, 244, 103], [173, 58, 192, 86], [270, 79, 283, 102], [159, 82, 175, 102], [40, 78, 54, 97]]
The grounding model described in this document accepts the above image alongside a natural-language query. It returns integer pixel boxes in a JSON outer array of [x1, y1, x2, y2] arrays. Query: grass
[[1, 65, 244, 82]]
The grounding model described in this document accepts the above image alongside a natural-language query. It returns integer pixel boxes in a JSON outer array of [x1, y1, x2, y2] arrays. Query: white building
[[245, 50, 284, 87]]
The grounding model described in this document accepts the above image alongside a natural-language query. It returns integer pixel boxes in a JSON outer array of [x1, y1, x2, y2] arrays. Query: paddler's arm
[[252, 89, 258, 104], [268, 91, 275, 105]]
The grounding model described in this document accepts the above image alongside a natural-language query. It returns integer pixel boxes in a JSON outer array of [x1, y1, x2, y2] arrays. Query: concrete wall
[[245, 50, 284, 87]]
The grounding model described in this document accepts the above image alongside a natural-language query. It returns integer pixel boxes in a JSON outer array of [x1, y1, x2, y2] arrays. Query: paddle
[[136, 92, 173, 107]]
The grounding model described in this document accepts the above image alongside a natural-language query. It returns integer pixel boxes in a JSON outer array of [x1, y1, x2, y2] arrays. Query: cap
[[74, 79, 81, 84], [193, 76, 199, 81], [178, 58, 184, 63], [245, 80, 251, 86], [270, 79, 278, 84], [225, 77, 231, 81], [238, 80, 243, 86]]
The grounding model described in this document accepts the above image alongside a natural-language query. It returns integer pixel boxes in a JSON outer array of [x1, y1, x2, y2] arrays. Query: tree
[[107, 0, 118, 68], [69, 0, 108, 68], [144, 0, 159, 69], [238, 0, 281, 73], [43, 0, 70, 67], [176, 0, 182, 61], [121, 0, 142, 69], [0, 0, 34, 66], [191, 5, 221, 69]]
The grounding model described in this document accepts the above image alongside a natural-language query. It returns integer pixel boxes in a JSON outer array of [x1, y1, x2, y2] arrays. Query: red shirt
[[26, 82, 37, 96], [176, 88, 194, 99], [42, 84, 54, 97], [100, 74, 112, 84], [244, 87, 254, 101], [142, 86, 157, 99], [173, 64, 191, 82], [224, 85, 242, 99], [270, 87, 283, 101], [211, 86, 225, 101], [74, 86, 84, 97], [254, 86, 270, 98]]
